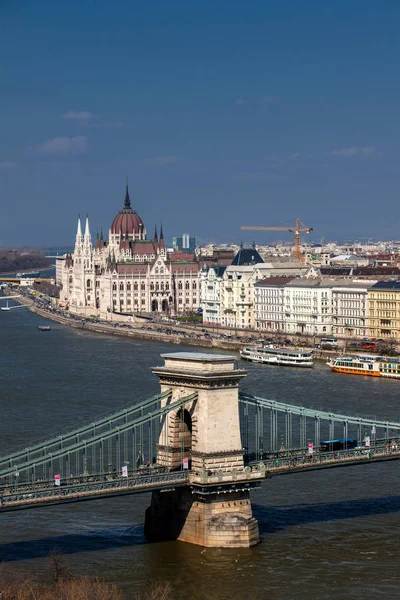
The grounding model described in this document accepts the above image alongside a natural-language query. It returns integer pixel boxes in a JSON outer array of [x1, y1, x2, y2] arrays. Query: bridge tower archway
[[165, 407, 193, 470], [176, 407, 192, 447]]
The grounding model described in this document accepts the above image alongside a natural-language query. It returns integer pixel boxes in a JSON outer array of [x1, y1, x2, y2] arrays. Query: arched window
[[161, 282, 164, 290], [192, 281, 197, 290], [178, 281, 183, 290], [69, 276, 73, 284], [165, 282, 169, 291], [134, 282, 138, 291], [87, 279, 91, 288], [156, 282, 159, 290], [141, 283, 145, 291], [112, 282, 117, 291], [185, 281, 190, 290], [150, 283, 154, 291], [155, 268, 159, 274], [127, 282, 131, 291], [119, 282, 124, 291], [160, 268, 164, 274]]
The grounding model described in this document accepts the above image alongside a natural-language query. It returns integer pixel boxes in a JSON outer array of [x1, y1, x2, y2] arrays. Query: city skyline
[[1, 1, 400, 246]]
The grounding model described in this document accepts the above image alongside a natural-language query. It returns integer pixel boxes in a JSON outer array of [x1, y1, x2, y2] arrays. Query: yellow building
[[368, 281, 400, 340]]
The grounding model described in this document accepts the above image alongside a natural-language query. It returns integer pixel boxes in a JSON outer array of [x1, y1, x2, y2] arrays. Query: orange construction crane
[[241, 218, 313, 262]]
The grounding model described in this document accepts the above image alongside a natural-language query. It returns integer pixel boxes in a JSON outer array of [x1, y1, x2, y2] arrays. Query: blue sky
[[1, 0, 400, 247]]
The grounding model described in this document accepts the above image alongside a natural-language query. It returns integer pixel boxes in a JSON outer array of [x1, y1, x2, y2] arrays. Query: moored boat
[[16, 271, 39, 278], [327, 354, 400, 379], [240, 345, 314, 368], [38, 325, 51, 331]]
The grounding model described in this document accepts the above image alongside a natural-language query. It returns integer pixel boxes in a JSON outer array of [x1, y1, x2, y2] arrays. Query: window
[[112, 283, 117, 291], [134, 282, 138, 291], [178, 282, 183, 290], [127, 283, 131, 291], [119, 283, 124, 291]]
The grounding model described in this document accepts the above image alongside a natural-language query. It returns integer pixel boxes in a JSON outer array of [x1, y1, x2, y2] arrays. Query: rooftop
[[161, 352, 234, 361], [255, 276, 295, 287], [231, 246, 264, 266], [370, 280, 400, 290]]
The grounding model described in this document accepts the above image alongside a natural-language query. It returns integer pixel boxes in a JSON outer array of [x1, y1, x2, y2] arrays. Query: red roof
[[170, 252, 195, 262], [116, 264, 148, 275], [255, 276, 295, 287], [131, 241, 158, 255], [171, 262, 200, 274]]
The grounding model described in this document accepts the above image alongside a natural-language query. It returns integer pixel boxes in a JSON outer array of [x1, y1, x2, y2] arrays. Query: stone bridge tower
[[145, 352, 262, 548]]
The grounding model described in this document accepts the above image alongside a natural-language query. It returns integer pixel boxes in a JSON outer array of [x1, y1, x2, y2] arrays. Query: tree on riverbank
[[0, 553, 174, 600]]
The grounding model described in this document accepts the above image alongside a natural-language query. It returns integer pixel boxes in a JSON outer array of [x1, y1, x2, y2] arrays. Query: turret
[[159, 223, 165, 250], [124, 182, 131, 208], [84, 214, 92, 246], [74, 215, 83, 255]]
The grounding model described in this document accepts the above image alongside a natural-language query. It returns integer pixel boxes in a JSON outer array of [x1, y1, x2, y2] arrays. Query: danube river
[[1, 306, 400, 599]]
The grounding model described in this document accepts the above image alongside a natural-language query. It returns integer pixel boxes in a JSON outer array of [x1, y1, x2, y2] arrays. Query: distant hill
[[0, 249, 51, 274]]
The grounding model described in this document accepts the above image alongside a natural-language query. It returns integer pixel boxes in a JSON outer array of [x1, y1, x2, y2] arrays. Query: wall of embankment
[[6, 290, 333, 360], [10, 294, 244, 352]]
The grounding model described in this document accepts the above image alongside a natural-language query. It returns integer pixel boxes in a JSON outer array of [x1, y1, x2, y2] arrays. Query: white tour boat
[[240, 345, 314, 368]]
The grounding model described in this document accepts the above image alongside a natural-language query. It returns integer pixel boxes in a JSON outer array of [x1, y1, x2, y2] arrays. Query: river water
[[1, 306, 400, 599]]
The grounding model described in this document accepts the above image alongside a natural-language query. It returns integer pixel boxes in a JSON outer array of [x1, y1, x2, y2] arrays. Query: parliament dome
[[111, 185, 144, 236]]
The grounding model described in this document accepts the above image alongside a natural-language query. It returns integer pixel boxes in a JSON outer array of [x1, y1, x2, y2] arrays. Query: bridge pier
[[145, 487, 259, 548], [145, 352, 261, 548]]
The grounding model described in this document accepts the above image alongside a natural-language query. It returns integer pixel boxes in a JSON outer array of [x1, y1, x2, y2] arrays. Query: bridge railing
[[0, 391, 198, 485], [239, 392, 400, 455], [0, 389, 173, 472], [0, 471, 190, 511]]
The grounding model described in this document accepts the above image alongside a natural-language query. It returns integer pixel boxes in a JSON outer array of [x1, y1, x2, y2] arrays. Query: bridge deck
[[2, 447, 400, 512]]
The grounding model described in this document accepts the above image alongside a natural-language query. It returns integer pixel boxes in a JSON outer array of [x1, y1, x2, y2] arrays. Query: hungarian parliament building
[[56, 185, 208, 318]]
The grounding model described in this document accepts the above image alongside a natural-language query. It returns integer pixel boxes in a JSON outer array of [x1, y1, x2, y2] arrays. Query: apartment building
[[368, 280, 400, 339]]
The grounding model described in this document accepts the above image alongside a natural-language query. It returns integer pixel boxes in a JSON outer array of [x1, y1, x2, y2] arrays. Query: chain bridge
[[1, 352, 400, 547]]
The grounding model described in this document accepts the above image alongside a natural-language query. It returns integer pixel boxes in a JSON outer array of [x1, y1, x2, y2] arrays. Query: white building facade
[[284, 280, 334, 336], [199, 265, 226, 325], [252, 278, 375, 338], [254, 277, 293, 331], [331, 280, 375, 338]]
